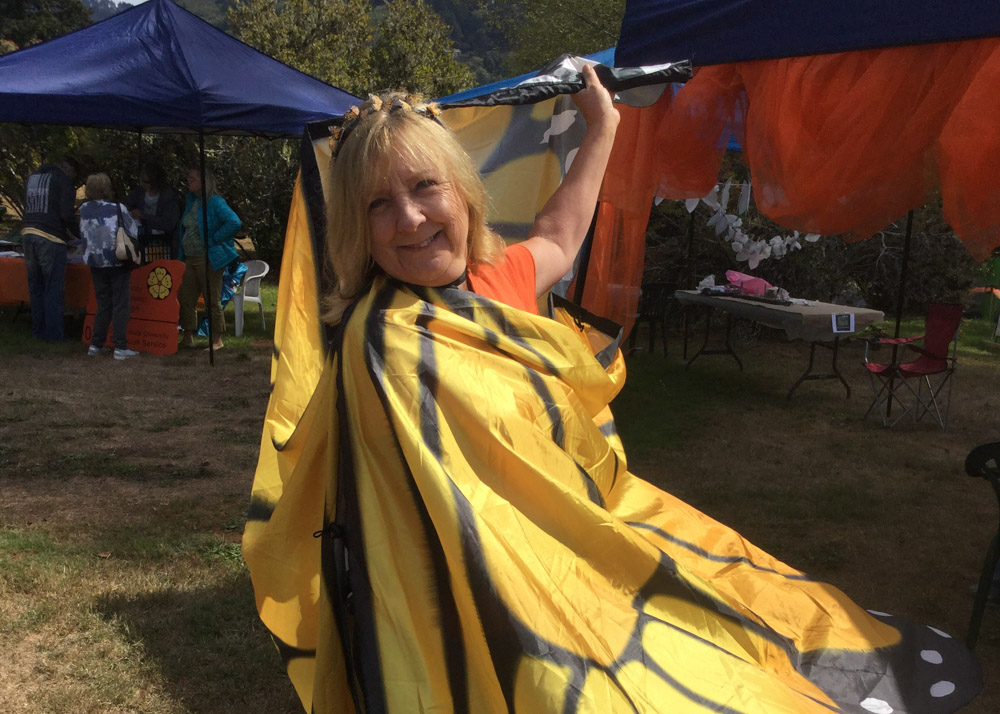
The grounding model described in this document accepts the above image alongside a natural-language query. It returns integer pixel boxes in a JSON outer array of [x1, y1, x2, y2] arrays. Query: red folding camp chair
[[863, 303, 962, 428]]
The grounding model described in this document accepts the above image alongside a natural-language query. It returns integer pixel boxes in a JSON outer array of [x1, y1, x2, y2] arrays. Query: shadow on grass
[[95, 574, 301, 714]]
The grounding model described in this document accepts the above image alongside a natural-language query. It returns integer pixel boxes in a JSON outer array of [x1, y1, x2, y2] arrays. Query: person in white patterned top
[[79, 173, 140, 360]]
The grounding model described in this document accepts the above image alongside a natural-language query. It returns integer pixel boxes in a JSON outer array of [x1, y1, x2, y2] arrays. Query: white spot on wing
[[930, 681, 956, 698], [541, 110, 577, 143], [927, 626, 952, 638], [563, 147, 579, 173], [920, 650, 943, 664], [860, 697, 893, 713]]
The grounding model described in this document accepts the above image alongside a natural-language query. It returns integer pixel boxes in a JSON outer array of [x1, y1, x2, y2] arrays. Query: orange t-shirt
[[466, 243, 539, 314]]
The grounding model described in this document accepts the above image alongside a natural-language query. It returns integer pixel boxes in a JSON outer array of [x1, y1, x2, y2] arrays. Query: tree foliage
[[371, 0, 473, 96], [82, 0, 131, 23], [174, 0, 231, 30], [0, 0, 90, 49], [422, 0, 504, 83], [463, 0, 624, 74], [228, 0, 372, 92], [228, 0, 471, 97]]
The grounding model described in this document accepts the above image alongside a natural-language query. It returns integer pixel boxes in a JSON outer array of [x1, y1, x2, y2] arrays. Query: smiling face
[[366, 152, 470, 287]]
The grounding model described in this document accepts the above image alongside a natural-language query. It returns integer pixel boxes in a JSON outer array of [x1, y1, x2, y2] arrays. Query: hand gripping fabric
[[244, 278, 979, 713]]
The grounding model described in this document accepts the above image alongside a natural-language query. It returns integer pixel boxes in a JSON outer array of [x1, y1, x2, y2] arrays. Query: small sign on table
[[832, 313, 856, 334]]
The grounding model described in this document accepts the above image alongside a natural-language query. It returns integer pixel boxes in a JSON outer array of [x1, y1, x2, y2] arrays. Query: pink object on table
[[725, 270, 773, 296]]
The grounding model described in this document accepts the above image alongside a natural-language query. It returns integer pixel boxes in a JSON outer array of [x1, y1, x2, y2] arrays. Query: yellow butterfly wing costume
[[244, 100, 980, 713], [245, 275, 980, 712]]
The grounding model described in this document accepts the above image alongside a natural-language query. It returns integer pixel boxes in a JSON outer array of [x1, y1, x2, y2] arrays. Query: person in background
[[79, 173, 140, 360], [177, 166, 241, 351], [21, 156, 80, 341], [125, 161, 181, 262]]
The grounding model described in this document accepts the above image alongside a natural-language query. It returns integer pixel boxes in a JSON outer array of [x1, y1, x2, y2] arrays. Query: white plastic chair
[[234, 259, 269, 337]]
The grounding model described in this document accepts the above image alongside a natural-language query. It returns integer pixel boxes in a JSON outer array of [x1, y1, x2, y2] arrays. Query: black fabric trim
[[440, 60, 692, 109], [245, 497, 274, 523], [628, 522, 817, 582], [549, 292, 624, 368], [270, 634, 317, 668], [306, 117, 338, 143], [323, 327, 370, 712], [575, 462, 605, 508], [598, 419, 618, 438], [299, 130, 334, 358]]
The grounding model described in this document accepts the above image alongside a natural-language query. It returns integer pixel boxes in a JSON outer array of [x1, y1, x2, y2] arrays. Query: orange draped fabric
[[583, 93, 674, 334], [643, 38, 1000, 260]]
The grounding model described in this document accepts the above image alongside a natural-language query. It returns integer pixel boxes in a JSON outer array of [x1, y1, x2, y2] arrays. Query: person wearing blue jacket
[[178, 166, 241, 350]]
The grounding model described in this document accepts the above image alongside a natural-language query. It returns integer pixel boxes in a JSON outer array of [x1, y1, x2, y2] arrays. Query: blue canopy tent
[[617, 0, 1000, 67], [0, 0, 356, 136], [0, 0, 358, 360]]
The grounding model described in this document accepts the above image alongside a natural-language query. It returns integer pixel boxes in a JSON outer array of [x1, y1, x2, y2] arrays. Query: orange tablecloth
[[0, 256, 92, 311], [1, 256, 185, 356]]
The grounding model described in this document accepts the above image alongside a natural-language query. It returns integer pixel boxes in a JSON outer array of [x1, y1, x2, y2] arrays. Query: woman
[[125, 161, 181, 262], [244, 67, 980, 713], [326, 67, 616, 317], [79, 173, 139, 361], [177, 166, 241, 350]]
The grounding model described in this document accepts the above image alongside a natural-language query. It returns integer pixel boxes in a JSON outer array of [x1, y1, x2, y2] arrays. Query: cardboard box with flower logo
[[82, 260, 187, 355]]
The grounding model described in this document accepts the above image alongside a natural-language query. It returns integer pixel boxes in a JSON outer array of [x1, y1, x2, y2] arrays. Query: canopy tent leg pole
[[137, 128, 143, 179], [683, 210, 695, 360], [199, 132, 215, 367], [886, 209, 914, 419]]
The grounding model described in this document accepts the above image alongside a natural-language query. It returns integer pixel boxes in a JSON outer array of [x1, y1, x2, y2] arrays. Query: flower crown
[[329, 94, 443, 158]]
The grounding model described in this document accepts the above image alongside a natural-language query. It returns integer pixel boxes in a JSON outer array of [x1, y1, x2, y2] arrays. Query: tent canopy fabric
[[0, 0, 357, 137], [617, 0, 1000, 67], [612, 1, 1000, 264]]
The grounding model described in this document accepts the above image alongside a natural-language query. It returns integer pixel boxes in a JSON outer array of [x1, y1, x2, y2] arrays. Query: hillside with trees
[[82, 0, 130, 22]]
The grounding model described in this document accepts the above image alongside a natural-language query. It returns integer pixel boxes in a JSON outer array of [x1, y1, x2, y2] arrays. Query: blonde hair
[[188, 165, 217, 197], [324, 93, 503, 319], [84, 173, 113, 201]]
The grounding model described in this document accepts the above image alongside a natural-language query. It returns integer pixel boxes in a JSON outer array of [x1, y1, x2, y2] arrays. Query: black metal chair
[[628, 282, 674, 356], [965, 442, 1000, 649]]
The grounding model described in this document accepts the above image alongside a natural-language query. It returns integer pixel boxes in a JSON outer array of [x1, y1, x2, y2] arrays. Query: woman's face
[[367, 153, 469, 287], [187, 170, 201, 194]]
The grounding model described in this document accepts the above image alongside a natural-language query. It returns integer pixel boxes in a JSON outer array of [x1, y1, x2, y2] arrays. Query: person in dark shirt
[[21, 157, 81, 341], [125, 161, 181, 262]]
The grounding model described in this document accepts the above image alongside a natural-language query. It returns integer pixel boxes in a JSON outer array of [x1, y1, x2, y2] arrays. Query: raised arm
[[522, 63, 620, 297]]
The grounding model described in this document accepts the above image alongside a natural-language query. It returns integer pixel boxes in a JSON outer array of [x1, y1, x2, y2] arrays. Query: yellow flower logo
[[147, 267, 173, 299]]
